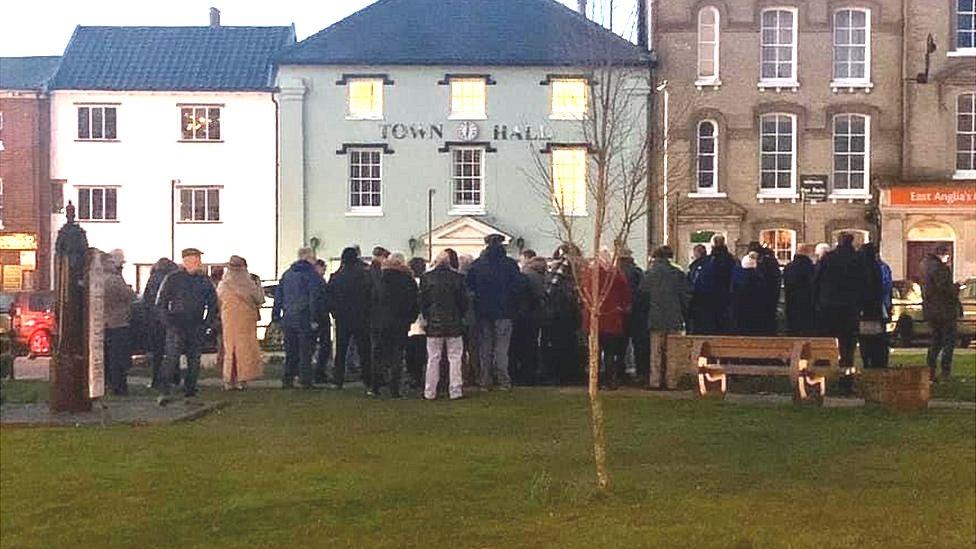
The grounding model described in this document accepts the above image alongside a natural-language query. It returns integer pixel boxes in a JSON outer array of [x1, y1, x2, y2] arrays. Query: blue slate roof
[[49, 26, 295, 91], [277, 0, 650, 66], [0, 57, 61, 90]]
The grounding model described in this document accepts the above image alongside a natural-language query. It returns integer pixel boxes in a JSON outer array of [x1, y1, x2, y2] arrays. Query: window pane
[[207, 189, 220, 221], [78, 189, 91, 219], [92, 188, 104, 219], [193, 190, 206, 220], [92, 108, 104, 139], [451, 79, 486, 117], [180, 190, 192, 220], [181, 108, 194, 140], [552, 148, 586, 214], [104, 108, 117, 139], [349, 80, 382, 118], [78, 107, 90, 139], [104, 188, 117, 220], [208, 108, 221, 140]]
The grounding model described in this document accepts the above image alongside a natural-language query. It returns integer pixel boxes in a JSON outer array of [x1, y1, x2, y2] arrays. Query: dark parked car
[[889, 278, 975, 348]]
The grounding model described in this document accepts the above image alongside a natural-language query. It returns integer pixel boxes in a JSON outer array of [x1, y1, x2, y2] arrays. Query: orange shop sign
[[889, 187, 976, 207]]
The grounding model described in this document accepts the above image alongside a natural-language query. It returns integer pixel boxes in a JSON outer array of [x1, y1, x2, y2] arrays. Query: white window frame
[[177, 186, 221, 223], [696, 6, 721, 87], [346, 78, 384, 120], [758, 113, 798, 198], [759, 228, 797, 265], [449, 146, 486, 215], [549, 78, 587, 120], [449, 78, 487, 120], [831, 8, 873, 90], [180, 105, 221, 141], [950, 0, 976, 56], [831, 113, 871, 197], [347, 148, 384, 216], [76, 186, 118, 222], [956, 92, 976, 179], [691, 119, 724, 196], [76, 105, 118, 141], [758, 7, 799, 90], [551, 147, 588, 217]]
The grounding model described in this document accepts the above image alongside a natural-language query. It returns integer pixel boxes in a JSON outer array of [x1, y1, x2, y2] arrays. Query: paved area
[[1, 398, 225, 427]]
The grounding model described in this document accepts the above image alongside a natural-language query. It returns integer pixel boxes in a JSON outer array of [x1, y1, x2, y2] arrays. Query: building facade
[[652, 0, 905, 263], [0, 56, 60, 291], [47, 22, 294, 291], [879, 0, 976, 281], [275, 0, 651, 272]]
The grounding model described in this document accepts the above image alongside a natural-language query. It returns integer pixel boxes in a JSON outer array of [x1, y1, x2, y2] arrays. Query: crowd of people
[[94, 230, 963, 405]]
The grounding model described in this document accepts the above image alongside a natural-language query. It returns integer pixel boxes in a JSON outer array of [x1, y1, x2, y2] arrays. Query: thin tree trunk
[[588, 313, 609, 490]]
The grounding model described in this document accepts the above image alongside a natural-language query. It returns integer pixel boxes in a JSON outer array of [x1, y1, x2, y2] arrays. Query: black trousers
[[927, 320, 957, 376], [817, 306, 859, 369], [405, 335, 427, 389], [599, 334, 627, 388], [160, 325, 203, 397], [333, 322, 370, 388], [859, 332, 890, 370], [377, 327, 409, 396], [631, 329, 650, 382], [148, 322, 179, 388], [543, 322, 581, 385], [104, 326, 132, 395], [314, 326, 332, 384], [283, 327, 314, 387], [511, 318, 541, 385]]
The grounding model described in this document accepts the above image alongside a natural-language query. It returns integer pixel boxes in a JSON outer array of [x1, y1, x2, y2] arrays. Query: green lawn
[[2, 385, 974, 548]]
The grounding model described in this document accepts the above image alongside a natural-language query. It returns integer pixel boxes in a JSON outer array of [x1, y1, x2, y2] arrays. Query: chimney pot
[[209, 7, 220, 28]]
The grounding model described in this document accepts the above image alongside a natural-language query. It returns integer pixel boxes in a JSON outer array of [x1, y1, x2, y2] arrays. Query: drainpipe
[[272, 91, 281, 279]]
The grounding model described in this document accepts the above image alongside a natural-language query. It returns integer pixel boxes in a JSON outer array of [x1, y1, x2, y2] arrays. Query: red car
[[8, 291, 56, 356]]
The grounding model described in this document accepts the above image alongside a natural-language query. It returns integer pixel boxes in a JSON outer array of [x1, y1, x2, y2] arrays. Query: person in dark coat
[[155, 248, 219, 405], [466, 234, 522, 390], [367, 246, 390, 387], [419, 250, 468, 400], [325, 247, 373, 390], [142, 257, 179, 389], [639, 246, 690, 389], [312, 259, 332, 384], [858, 243, 889, 370], [511, 256, 547, 385], [783, 243, 816, 335], [272, 247, 323, 389], [692, 234, 736, 334], [732, 252, 766, 335], [618, 252, 647, 386], [373, 253, 419, 398], [813, 232, 866, 375], [542, 243, 582, 385], [405, 257, 429, 391], [749, 241, 782, 335], [920, 245, 961, 381]]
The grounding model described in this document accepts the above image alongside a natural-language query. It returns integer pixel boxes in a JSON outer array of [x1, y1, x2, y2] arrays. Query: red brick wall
[[0, 92, 51, 289]]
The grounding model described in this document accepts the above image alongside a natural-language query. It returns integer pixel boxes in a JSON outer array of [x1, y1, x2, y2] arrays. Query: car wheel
[[894, 317, 914, 348], [28, 330, 52, 356]]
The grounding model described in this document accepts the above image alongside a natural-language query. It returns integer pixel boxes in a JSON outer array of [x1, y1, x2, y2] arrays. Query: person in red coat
[[580, 252, 633, 389]]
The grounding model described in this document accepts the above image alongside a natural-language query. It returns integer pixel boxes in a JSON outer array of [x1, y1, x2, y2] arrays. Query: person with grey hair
[[814, 243, 831, 264], [103, 252, 135, 395], [419, 250, 468, 399], [272, 247, 324, 389], [372, 252, 419, 397]]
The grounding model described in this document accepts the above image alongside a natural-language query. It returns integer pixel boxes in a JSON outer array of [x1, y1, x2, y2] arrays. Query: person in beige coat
[[217, 255, 265, 389]]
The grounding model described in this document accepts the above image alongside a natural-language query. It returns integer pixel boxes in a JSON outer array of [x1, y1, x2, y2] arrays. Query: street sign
[[801, 175, 829, 202]]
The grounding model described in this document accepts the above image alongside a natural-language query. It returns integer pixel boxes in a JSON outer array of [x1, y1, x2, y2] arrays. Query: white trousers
[[425, 336, 464, 399]]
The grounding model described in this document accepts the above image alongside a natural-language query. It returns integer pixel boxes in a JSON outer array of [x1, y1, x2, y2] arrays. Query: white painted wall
[[50, 90, 278, 291]]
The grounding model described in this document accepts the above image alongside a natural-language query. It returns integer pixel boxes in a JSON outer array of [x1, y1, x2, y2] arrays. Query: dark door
[[906, 241, 954, 283]]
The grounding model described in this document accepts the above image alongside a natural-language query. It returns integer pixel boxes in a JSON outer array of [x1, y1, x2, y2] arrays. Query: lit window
[[450, 78, 487, 119], [760, 229, 796, 264], [957, 0, 976, 50], [550, 79, 587, 119], [551, 147, 587, 216], [181, 106, 221, 141], [833, 9, 871, 84], [957, 93, 976, 177], [760, 8, 798, 84], [349, 148, 382, 212], [179, 187, 220, 222], [451, 147, 484, 212], [833, 114, 870, 194], [348, 79, 383, 119], [77, 106, 117, 140], [77, 187, 118, 221], [759, 113, 796, 194], [696, 120, 718, 192], [698, 7, 720, 82]]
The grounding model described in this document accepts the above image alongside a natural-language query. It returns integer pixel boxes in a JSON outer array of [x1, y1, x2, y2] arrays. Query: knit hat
[[340, 247, 360, 264]]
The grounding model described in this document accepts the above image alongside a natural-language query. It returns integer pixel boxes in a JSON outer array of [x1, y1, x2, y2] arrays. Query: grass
[[2, 384, 974, 548]]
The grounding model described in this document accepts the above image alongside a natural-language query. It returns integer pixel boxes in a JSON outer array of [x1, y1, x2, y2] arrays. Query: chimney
[[209, 7, 220, 28], [577, 0, 587, 16], [637, 0, 649, 49]]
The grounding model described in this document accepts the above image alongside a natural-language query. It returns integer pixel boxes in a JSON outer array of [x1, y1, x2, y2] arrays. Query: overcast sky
[[1, 0, 636, 58]]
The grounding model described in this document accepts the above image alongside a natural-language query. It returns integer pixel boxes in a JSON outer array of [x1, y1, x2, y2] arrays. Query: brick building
[[0, 56, 60, 291], [652, 1, 905, 264], [879, 0, 976, 282]]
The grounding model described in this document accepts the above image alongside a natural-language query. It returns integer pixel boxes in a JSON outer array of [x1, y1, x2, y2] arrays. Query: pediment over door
[[423, 217, 513, 259]]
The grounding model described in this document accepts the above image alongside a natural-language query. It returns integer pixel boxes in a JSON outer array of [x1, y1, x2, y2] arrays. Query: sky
[[0, 0, 637, 58]]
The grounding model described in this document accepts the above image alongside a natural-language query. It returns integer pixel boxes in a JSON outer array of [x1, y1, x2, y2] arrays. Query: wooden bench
[[665, 335, 842, 402]]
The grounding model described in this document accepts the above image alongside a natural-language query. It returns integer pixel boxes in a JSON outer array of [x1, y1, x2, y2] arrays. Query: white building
[[48, 20, 294, 291]]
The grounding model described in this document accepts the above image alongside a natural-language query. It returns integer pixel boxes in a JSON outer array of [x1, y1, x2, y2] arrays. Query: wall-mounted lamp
[[515, 236, 525, 252], [309, 236, 321, 252], [408, 237, 418, 255]]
